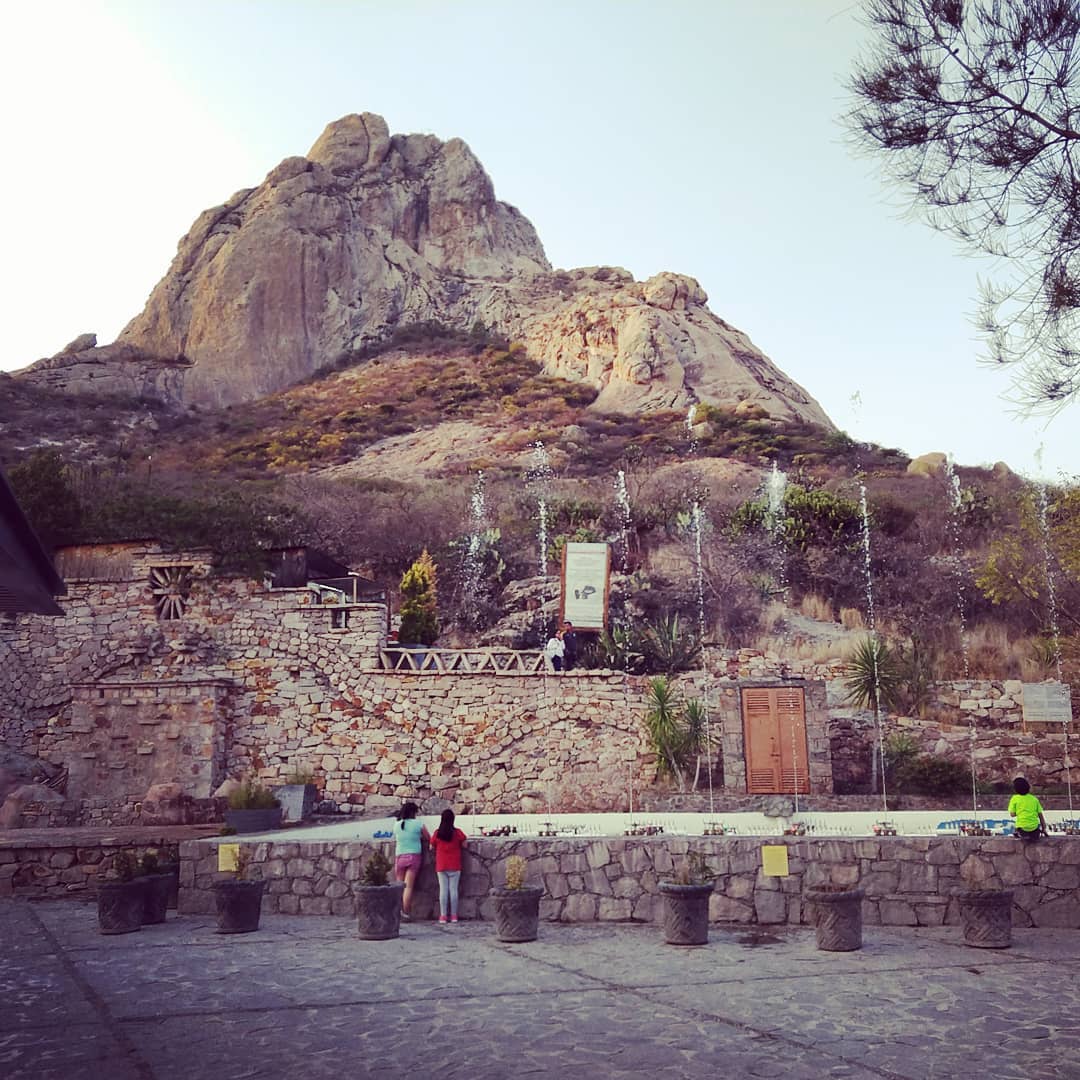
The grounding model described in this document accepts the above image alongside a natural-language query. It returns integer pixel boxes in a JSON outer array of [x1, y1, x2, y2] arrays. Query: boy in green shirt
[[1008, 776, 1047, 842]]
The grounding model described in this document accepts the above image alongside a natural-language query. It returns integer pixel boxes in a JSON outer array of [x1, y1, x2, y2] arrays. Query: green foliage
[[670, 851, 716, 886], [504, 855, 528, 890], [227, 780, 279, 810], [896, 634, 937, 716], [842, 637, 903, 715], [361, 849, 393, 886], [639, 614, 700, 674], [976, 486, 1080, 635], [643, 677, 709, 790], [730, 484, 863, 552], [399, 549, 439, 645], [7, 449, 81, 550], [587, 626, 646, 673], [110, 850, 139, 882], [138, 851, 160, 876], [892, 753, 971, 797]]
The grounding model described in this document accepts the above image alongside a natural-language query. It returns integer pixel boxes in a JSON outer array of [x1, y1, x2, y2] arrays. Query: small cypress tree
[[398, 550, 439, 645]]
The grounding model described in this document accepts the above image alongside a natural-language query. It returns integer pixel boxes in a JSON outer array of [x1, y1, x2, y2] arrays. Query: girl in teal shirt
[[393, 801, 430, 918]]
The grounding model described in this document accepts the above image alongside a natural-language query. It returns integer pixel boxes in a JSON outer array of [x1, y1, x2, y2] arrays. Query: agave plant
[[640, 614, 700, 674], [843, 636, 903, 794]]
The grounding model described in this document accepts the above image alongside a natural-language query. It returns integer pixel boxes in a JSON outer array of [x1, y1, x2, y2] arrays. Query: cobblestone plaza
[[4, 898, 1078, 1079]]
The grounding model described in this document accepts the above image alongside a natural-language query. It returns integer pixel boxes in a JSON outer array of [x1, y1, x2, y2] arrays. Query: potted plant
[[137, 850, 174, 926], [223, 778, 283, 834], [658, 851, 715, 946], [214, 846, 266, 934], [355, 849, 405, 940], [805, 882, 865, 951], [273, 765, 319, 824], [97, 850, 144, 935], [490, 855, 542, 943]]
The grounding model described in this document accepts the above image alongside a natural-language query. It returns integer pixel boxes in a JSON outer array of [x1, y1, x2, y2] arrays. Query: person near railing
[[544, 629, 565, 672]]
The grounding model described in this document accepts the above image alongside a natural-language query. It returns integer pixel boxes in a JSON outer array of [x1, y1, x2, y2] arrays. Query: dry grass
[[749, 632, 850, 664], [799, 593, 836, 623], [840, 607, 866, 630]]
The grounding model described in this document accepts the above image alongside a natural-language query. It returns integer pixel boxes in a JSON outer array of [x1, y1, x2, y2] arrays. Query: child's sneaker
[[439, 915, 448, 924], [450, 915, 459, 923]]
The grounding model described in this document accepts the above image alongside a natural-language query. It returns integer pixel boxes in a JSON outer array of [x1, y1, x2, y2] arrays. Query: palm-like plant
[[644, 676, 687, 789], [681, 697, 709, 790], [843, 636, 903, 795]]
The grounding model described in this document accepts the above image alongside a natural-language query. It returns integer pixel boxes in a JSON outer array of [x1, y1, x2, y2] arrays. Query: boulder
[[140, 782, 187, 825], [907, 452, 948, 478], [0, 783, 67, 829]]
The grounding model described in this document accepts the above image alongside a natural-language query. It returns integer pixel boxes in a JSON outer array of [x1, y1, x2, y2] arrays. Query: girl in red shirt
[[430, 808, 467, 923]]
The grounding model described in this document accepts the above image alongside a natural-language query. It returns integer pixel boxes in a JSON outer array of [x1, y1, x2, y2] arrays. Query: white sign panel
[[561, 542, 610, 630], [1022, 682, 1073, 724]]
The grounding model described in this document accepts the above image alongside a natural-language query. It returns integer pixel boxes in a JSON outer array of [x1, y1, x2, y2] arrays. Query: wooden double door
[[742, 686, 809, 794]]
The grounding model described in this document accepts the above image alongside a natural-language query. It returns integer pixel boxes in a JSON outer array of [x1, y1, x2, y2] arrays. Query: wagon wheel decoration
[[149, 566, 193, 621]]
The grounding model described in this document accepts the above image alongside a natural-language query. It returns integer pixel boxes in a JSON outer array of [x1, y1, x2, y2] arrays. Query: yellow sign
[[761, 845, 789, 877], [218, 843, 240, 872]]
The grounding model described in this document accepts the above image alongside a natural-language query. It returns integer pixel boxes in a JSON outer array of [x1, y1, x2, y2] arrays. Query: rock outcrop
[[17, 112, 831, 426]]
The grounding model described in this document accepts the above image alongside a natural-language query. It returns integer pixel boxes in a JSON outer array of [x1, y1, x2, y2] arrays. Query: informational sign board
[[218, 843, 240, 872], [560, 542, 610, 631], [1022, 682, 1073, 725], [761, 846, 789, 877]]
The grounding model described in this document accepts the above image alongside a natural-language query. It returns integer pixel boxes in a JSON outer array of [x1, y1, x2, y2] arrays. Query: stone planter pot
[[140, 873, 174, 925], [953, 888, 1013, 949], [214, 879, 266, 934], [491, 886, 543, 943], [805, 885, 864, 952], [223, 807, 283, 835], [658, 882, 712, 946], [356, 882, 405, 940], [98, 879, 145, 935]]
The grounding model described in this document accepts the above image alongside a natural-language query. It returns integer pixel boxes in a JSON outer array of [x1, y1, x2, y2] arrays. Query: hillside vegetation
[[3, 331, 1077, 691]]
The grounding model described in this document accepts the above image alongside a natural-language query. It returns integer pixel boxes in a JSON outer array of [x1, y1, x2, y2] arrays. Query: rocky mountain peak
[[17, 113, 831, 428]]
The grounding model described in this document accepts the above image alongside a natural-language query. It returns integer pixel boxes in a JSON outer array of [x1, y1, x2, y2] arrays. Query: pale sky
[[1, 0, 1076, 481]]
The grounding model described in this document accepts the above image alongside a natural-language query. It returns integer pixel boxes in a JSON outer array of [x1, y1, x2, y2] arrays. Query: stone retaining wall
[[0, 825, 218, 899], [2, 542, 1074, 824], [178, 834, 1080, 929]]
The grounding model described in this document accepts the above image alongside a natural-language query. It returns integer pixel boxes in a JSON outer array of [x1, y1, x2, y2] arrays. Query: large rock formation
[[18, 112, 832, 426]]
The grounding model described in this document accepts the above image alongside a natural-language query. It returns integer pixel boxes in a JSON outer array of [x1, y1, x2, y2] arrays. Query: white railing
[[380, 648, 549, 674]]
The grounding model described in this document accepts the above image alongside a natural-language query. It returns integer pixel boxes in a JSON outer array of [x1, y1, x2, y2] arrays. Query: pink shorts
[[395, 853, 422, 875]]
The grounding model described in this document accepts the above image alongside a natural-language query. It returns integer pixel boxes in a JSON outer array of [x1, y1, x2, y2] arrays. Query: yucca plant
[[644, 676, 689, 790], [641, 614, 700, 674], [843, 635, 903, 794]]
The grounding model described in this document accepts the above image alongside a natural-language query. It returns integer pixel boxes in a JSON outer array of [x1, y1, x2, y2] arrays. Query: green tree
[[399, 550, 439, 645], [7, 449, 81, 550], [642, 678, 710, 792], [849, 0, 1080, 410], [976, 486, 1080, 634]]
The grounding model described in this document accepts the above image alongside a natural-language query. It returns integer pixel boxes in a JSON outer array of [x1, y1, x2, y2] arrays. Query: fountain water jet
[[460, 470, 487, 629], [945, 456, 979, 820], [1036, 482, 1074, 811], [858, 482, 889, 813]]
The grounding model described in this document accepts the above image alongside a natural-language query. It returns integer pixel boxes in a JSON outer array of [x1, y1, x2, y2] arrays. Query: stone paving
[[3, 898, 1079, 1080]]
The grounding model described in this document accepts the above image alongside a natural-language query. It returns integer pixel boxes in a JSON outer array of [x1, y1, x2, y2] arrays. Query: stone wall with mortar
[[177, 834, 1080, 929], [1, 543, 1073, 823], [0, 825, 216, 899]]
